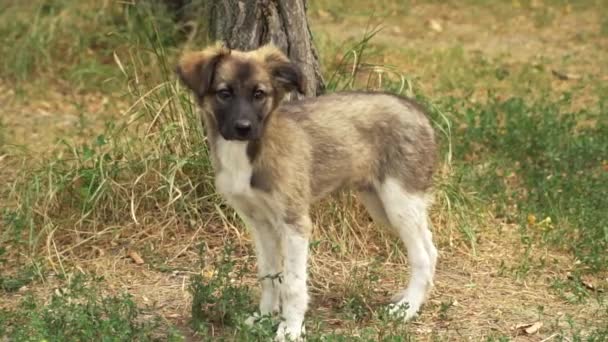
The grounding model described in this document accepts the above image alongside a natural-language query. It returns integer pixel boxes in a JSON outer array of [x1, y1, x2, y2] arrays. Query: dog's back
[[268, 91, 437, 201]]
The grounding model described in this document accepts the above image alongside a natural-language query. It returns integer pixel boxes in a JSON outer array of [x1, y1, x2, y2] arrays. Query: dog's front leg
[[275, 214, 311, 342], [239, 215, 281, 324]]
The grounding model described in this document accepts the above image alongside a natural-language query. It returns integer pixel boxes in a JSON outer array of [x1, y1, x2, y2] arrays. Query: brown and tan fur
[[177, 43, 438, 341]]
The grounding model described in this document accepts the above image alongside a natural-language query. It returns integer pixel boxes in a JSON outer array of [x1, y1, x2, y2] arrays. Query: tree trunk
[[207, 0, 324, 99]]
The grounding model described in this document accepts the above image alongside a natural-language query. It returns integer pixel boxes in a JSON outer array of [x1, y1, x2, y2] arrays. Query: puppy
[[177, 43, 438, 341]]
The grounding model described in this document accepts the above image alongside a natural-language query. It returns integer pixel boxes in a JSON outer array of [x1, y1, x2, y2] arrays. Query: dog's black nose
[[234, 119, 252, 138]]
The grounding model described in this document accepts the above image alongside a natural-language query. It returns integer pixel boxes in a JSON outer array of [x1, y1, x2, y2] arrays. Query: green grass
[[449, 94, 608, 272], [187, 245, 418, 341], [189, 244, 255, 335], [0, 1, 188, 92], [0, 274, 183, 341]]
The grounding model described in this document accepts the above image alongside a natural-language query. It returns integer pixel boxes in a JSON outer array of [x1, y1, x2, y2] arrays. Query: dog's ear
[[176, 44, 229, 97], [257, 44, 305, 95]]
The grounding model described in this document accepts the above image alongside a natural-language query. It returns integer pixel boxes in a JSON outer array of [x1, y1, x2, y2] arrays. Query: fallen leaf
[[582, 279, 595, 291], [581, 275, 605, 292], [552, 69, 581, 80], [515, 321, 543, 335], [128, 250, 144, 265], [525, 321, 542, 334], [530, 0, 543, 8], [428, 19, 443, 32], [527, 214, 537, 226], [391, 26, 402, 34], [92, 246, 105, 257], [317, 9, 331, 19], [201, 267, 216, 280]]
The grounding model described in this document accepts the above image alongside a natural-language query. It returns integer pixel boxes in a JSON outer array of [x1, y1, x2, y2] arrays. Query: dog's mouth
[[219, 126, 261, 142]]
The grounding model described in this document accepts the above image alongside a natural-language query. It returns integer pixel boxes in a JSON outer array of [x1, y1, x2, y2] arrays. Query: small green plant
[[189, 244, 256, 335], [340, 266, 383, 323], [438, 300, 453, 321], [0, 274, 182, 341], [600, 17, 608, 37], [0, 265, 37, 293]]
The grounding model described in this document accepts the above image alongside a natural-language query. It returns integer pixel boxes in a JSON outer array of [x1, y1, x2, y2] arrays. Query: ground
[[1, 1, 607, 341]]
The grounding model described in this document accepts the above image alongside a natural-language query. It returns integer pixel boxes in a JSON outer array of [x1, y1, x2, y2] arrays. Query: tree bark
[[207, 0, 324, 99]]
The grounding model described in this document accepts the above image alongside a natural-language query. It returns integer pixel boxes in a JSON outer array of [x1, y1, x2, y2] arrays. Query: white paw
[[274, 321, 305, 342]]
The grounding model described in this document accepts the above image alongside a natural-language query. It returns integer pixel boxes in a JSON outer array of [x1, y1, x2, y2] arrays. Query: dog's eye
[[216, 89, 232, 100], [253, 89, 266, 101]]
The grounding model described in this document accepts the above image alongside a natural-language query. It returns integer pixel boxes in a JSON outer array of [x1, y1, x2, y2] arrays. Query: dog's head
[[176, 43, 304, 141]]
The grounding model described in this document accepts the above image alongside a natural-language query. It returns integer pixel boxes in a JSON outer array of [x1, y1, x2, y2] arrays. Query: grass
[[452, 95, 608, 271], [0, 274, 183, 341], [1, 0, 607, 340]]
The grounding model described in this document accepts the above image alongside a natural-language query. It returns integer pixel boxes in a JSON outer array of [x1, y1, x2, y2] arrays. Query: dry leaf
[[317, 9, 331, 19], [128, 250, 144, 265], [581, 275, 604, 292], [525, 321, 542, 334], [391, 26, 403, 34], [515, 321, 542, 335], [527, 214, 537, 226], [530, 0, 543, 8], [582, 279, 595, 291], [92, 246, 105, 257], [201, 267, 216, 280], [428, 19, 443, 32], [552, 69, 581, 80]]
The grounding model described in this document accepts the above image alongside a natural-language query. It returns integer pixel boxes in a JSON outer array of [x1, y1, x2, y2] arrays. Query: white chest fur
[[214, 138, 281, 225], [214, 138, 253, 198]]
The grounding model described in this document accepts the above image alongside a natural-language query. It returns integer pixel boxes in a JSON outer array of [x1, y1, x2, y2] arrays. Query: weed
[[0, 274, 182, 341], [452, 95, 608, 272], [0, 265, 37, 293], [0, 1, 186, 92], [438, 300, 453, 321], [533, 7, 556, 28], [189, 244, 255, 335], [602, 17, 608, 37]]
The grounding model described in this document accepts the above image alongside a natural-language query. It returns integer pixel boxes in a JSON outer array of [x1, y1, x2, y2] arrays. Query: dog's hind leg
[[375, 177, 437, 321], [358, 189, 391, 228]]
